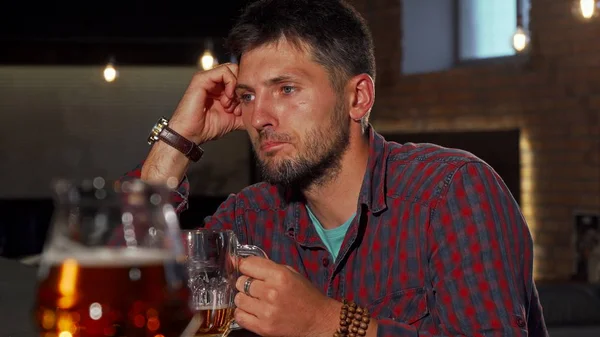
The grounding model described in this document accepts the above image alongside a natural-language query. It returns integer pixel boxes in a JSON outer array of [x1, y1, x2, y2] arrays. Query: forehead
[[237, 39, 327, 83]]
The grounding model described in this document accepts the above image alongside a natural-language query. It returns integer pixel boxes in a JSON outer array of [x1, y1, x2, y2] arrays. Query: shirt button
[[322, 257, 330, 267], [515, 317, 526, 328]]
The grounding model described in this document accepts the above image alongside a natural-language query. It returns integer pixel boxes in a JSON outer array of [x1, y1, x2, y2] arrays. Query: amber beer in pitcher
[[33, 179, 201, 337], [35, 249, 195, 337], [182, 229, 267, 337]]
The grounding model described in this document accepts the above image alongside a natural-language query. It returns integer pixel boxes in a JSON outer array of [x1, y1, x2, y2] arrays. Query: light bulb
[[103, 63, 117, 82], [200, 50, 217, 70], [580, 0, 596, 19], [512, 27, 529, 53]]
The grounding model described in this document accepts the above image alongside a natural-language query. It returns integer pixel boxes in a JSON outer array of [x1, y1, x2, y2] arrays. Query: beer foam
[[43, 247, 178, 266]]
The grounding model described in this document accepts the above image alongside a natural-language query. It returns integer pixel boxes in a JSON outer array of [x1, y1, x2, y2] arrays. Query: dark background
[[0, 0, 251, 65], [0, 0, 252, 258]]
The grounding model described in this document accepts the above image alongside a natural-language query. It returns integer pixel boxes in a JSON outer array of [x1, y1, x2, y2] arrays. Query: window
[[402, 0, 530, 75], [458, 0, 530, 60]]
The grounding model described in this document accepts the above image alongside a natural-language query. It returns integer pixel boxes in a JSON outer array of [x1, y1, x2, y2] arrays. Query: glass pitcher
[[33, 178, 201, 337]]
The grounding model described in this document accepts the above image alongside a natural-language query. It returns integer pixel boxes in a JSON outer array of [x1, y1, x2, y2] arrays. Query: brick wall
[[351, 0, 600, 281]]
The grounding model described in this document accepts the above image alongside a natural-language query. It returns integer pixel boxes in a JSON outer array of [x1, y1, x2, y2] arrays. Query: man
[[129, 0, 548, 336]]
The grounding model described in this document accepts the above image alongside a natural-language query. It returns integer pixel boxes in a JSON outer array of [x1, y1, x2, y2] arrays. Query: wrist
[[141, 142, 190, 184], [366, 318, 378, 337], [168, 119, 206, 145], [141, 118, 193, 184], [332, 299, 377, 337], [314, 299, 344, 337]]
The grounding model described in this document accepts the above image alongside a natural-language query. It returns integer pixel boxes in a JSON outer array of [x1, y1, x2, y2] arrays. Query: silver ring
[[243, 277, 254, 297]]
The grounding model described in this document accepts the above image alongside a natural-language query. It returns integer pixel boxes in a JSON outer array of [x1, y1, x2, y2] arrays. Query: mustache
[[258, 130, 292, 143]]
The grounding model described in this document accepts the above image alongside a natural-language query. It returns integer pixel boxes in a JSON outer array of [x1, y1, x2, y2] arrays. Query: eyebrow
[[235, 74, 299, 92]]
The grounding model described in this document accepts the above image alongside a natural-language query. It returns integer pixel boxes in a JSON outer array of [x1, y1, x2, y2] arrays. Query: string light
[[198, 39, 218, 70], [572, 0, 599, 20], [200, 50, 216, 70], [512, 14, 529, 53], [103, 58, 118, 83], [579, 0, 597, 19], [512, 26, 529, 53]]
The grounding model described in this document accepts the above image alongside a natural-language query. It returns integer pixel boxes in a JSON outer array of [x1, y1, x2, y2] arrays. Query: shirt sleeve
[[121, 161, 190, 213], [202, 194, 239, 233], [121, 162, 244, 237], [375, 162, 538, 337]]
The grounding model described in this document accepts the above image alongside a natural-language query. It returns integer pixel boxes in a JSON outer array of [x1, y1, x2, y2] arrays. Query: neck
[[303, 129, 370, 230]]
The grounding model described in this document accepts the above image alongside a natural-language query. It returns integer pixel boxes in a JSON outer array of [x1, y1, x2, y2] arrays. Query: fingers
[[233, 104, 242, 117], [234, 307, 260, 333], [204, 63, 240, 115], [186, 63, 243, 120], [233, 286, 263, 333], [191, 63, 239, 99], [220, 63, 240, 99], [176, 63, 238, 114], [234, 291, 262, 310], [219, 92, 239, 114], [235, 275, 267, 299], [238, 256, 282, 281]]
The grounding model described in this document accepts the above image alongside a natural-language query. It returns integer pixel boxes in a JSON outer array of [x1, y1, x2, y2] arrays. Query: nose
[[250, 94, 278, 131]]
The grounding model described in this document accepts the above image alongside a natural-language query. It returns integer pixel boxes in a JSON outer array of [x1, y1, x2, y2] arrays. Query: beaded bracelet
[[333, 299, 371, 337]]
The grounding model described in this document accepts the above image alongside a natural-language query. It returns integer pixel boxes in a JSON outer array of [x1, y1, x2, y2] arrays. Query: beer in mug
[[183, 229, 267, 337]]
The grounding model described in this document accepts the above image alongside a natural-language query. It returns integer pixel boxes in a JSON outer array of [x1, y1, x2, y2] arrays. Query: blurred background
[[0, 0, 599, 334]]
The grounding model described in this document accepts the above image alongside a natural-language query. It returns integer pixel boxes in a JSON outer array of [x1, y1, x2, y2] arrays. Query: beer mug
[[182, 229, 267, 337], [33, 178, 200, 337]]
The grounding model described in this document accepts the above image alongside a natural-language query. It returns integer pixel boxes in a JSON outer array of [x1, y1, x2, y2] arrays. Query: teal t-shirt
[[306, 205, 355, 260]]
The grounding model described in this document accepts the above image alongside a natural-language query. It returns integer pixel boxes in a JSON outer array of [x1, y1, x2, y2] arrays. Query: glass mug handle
[[229, 243, 267, 332], [237, 244, 268, 259]]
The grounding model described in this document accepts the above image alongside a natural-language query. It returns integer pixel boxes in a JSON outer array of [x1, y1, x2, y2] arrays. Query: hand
[[169, 63, 244, 144], [233, 256, 341, 337]]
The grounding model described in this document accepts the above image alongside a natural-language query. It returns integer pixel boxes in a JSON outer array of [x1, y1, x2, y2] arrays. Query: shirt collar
[[358, 125, 388, 214], [284, 125, 390, 240], [280, 124, 389, 212]]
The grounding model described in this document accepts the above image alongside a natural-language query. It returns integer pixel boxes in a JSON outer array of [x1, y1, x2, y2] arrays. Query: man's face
[[235, 39, 350, 188]]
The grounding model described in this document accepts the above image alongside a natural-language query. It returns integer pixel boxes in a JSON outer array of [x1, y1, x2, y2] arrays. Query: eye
[[239, 93, 255, 103], [281, 86, 296, 94]]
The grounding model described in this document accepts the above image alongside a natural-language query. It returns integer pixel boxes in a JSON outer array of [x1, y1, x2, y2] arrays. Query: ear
[[346, 74, 375, 122]]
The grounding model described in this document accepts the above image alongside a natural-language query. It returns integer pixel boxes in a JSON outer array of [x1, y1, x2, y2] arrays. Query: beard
[[251, 99, 350, 190]]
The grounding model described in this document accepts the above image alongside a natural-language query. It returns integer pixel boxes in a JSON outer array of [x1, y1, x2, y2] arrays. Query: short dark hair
[[226, 0, 376, 91]]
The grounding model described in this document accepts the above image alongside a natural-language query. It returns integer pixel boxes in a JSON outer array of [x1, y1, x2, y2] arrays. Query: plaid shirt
[[125, 126, 548, 337]]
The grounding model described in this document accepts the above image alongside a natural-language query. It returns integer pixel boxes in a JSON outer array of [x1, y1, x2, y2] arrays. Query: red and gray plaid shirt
[[125, 126, 548, 336]]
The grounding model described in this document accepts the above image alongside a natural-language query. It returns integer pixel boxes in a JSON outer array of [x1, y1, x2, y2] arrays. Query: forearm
[[141, 141, 191, 185]]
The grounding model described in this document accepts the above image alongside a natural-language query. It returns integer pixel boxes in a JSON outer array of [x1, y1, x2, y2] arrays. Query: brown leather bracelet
[[334, 300, 370, 337], [158, 126, 204, 162], [147, 117, 204, 162]]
